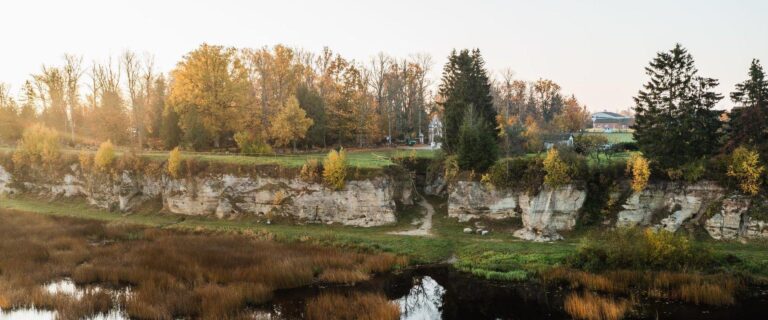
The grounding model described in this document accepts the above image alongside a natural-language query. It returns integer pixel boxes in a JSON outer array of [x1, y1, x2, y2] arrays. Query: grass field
[[0, 146, 438, 169], [581, 132, 635, 144]]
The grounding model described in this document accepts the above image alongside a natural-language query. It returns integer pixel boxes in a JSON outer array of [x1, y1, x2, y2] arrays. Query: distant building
[[591, 111, 633, 131]]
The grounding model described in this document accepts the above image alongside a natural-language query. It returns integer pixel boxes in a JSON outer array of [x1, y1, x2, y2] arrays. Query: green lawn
[[581, 132, 635, 144], [0, 146, 438, 169]]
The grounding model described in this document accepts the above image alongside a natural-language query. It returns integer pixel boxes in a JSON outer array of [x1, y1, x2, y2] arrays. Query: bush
[[234, 131, 273, 155], [569, 228, 712, 272], [323, 148, 347, 190], [167, 147, 182, 178], [94, 140, 116, 171], [300, 159, 321, 182], [443, 155, 459, 182], [487, 157, 545, 194], [12, 123, 60, 167], [543, 148, 571, 189], [727, 146, 765, 195], [626, 154, 650, 193], [608, 142, 639, 153], [78, 150, 93, 171]]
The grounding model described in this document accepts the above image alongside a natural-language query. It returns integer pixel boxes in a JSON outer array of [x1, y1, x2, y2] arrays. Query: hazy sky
[[2, 0, 766, 112]]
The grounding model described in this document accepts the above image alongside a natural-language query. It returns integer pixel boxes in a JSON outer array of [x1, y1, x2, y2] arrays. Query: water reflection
[[396, 276, 445, 320]]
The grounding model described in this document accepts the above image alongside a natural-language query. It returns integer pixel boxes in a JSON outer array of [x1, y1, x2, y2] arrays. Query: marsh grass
[[0, 209, 406, 319], [544, 266, 743, 311], [564, 291, 633, 320], [305, 292, 400, 320]]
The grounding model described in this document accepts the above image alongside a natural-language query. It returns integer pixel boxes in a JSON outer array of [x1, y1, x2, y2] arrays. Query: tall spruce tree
[[457, 106, 499, 171], [632, 44, 723, 169], [439, 49, 497, 159], [726, 59, 768, 156]]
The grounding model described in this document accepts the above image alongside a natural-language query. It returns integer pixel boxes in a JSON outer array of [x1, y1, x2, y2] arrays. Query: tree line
[[0, 44, 589, 155]]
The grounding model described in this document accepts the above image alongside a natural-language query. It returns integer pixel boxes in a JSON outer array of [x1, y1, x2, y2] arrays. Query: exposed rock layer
[[0, 164, 410, 227]]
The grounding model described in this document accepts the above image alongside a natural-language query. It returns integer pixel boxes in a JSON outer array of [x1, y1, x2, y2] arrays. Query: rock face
[[448, 181, 586, 241], [0, 165, 14, 195], [0, 164, 408, 227], [616, 181, 724, 232], [705, 196, 768, 240], [705, 196, 749, 240]]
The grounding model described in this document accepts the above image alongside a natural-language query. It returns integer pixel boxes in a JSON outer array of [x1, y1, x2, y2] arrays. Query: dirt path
[[389, 197, 434, 236]]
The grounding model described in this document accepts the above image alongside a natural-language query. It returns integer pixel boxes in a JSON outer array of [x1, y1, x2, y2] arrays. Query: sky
[[1, 0, 766, 112]]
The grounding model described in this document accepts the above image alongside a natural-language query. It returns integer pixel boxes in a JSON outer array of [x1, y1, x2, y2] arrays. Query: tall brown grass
[[306, 292, 400, 320], [564, 291, 633, 320], [0, 208, 406, 319]]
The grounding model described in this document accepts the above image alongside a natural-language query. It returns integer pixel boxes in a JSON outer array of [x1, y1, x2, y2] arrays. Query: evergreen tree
[[439, 49, 497, 153], [632, 44, 723, 169], [457, 106, 498, 171], [161, 105, 182, 149], [726, 59, 768, 156]]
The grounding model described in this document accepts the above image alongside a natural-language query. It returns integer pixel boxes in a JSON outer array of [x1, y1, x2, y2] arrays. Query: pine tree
[[632, 44, 723, 169], [439, 49, 497, 154], [726, 59, 768, 156], [457, 107, 499, 171]]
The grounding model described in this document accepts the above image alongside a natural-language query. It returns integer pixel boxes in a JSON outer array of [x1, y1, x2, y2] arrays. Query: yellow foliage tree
[[323, 148, 348, 190], [727, 146, 765, 195], [543, 148, 571, 189], [13, 123, 60, 167], [168, 44, 250, 147], [523, 116, 543, 153], [627, 153, 651, 193], [94, 140, 116, 171], [270, 96, 314, 151], [167, 147, 182, 178]]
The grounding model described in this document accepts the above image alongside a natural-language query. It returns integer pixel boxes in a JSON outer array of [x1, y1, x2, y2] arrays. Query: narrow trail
[[389, 197, 434, 236]]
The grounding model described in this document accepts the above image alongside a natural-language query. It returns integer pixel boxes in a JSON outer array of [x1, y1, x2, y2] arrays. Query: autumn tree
[[0, 84, 22, 143], [727, 146, 764, 195], [543, 148, 570, 189], [270, 95, 314, 151], [169, 44, 250, 149], [554, 95, 590, 132], [627, 153, 651, 193]]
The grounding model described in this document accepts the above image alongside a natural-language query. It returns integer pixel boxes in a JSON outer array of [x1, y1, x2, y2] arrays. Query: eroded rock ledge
[[0, 164, 413, 227], [448, 179, 768, 242]]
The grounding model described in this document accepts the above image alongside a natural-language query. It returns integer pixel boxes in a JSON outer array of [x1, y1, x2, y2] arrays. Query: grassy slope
[[2, 195, 766, 280]]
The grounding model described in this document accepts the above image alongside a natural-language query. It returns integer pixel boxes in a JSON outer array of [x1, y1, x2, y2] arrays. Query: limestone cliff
[[616, 181, 724, 232], [448, 181, 586, 241], [0, 164, 411, 227]]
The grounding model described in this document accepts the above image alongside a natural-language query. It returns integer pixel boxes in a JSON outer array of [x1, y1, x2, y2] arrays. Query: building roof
[[592, 111, 633, 124]]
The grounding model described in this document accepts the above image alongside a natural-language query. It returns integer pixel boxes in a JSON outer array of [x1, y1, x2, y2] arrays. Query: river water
[[2, 266, 767, 319]]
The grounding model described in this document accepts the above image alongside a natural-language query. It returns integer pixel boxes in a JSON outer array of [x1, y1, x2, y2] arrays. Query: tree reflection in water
[[396, 276, 446, 320]]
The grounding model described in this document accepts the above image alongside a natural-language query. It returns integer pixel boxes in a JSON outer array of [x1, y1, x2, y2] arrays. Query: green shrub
[[234, 131, 273, 155], [443, 155, 459, 182], [487, 157, 545, 194], [323, 148, 348, 190], [569, 228, 713, 272], [94, 140, 116, 171]]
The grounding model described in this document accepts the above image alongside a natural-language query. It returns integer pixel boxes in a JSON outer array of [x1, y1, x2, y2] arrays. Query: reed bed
[[564, 291, 633, 320], [305, 292, 400, 320], [0, 209, 407, 319]]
